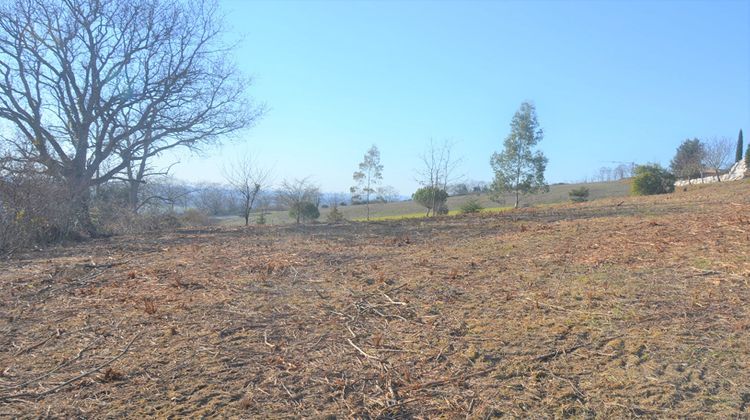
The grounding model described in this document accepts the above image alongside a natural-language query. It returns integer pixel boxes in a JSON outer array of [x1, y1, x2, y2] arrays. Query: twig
[[347, 338, 379, 360], [382, 293, 406, 305], [465, 398, 475, 419], [14, 332, 57, 356], [346, 325, 357, 338], [263, 331, 276, 349], [406, 367, 495, 391], [82, 259, 131, 270], [534, 335, 623, 363], [523, 297, 606, 317]]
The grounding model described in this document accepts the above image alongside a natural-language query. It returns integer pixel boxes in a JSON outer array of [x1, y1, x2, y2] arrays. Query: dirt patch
[[1, 181, 749, 417]]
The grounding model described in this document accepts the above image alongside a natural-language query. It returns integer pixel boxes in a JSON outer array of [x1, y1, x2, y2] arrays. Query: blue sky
[[165, 0, 750, 195]]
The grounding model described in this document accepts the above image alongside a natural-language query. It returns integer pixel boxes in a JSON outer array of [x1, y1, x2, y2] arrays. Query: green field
[[214, 179, 632, 226]]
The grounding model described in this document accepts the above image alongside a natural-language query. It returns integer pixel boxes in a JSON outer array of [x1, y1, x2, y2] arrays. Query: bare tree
[[277, 178, 320, 224], [0, 0, 262, 234], [613, 164, 631, 180], [223, 154, 272, 226], [195, 183, 230, 217], [132, 175, 193, 214], [416, 139, 461, 216], [704, 137, 733, 181], [376, 186, 400, 203]]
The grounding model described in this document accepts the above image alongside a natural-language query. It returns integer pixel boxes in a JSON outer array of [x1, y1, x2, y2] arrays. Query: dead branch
[[0, 332, 141, 402], [6, 337, 101, 391], [13, 332, 57, 356], [534, 335, 623, 363]]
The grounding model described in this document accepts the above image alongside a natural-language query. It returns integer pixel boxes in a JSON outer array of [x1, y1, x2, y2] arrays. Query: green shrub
[[460, 199, 483, 213], [412, 187, 448, 216], [256, 212, 267, 225], [326, 206, 345, 223], [569, 187, 590, 203], [631, 164, 676, 196], [289, 201, 320, 222]]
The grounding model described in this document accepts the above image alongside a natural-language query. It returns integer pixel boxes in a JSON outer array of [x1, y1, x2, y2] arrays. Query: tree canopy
[[670, 138, 705, 180]]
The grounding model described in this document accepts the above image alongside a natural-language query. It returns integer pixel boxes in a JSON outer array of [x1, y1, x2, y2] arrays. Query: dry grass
[[1, 180, 749, 417]]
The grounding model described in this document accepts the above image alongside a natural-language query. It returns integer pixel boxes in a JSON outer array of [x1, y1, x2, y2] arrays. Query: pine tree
[[736, 129, 744, 163]]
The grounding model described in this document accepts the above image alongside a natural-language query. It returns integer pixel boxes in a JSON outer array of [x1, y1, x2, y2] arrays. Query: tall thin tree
[[351, 145, 383, 221], [490, 102, 549, 208], [736, 129, 744, 163]]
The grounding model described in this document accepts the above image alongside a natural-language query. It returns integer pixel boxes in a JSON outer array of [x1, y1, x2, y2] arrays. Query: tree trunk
[[69, 180, 98, 237], [128, 180, 140, 212], [514, 190, 520, 208]]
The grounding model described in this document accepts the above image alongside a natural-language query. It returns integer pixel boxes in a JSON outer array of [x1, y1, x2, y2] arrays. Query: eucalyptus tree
[[490, 102, 548, 208]]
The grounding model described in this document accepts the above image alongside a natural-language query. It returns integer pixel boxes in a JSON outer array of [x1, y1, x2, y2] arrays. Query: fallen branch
[[6, 337, 101, 391], [0, 332, 141, 402], [523, 297, 606, 317], [405, 367, 495, 392], [14, 332, 57, 356], [534, 335, 623, 363]]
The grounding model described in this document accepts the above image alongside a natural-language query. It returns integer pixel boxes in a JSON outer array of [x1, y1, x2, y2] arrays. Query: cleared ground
[[1, 180, 749, 417]]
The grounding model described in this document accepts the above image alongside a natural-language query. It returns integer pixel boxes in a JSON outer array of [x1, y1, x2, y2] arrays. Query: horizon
[[150, 1, 746, 194]]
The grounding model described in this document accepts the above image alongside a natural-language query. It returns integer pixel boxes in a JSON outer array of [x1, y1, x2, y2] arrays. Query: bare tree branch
[[0, 0, 263, 233]]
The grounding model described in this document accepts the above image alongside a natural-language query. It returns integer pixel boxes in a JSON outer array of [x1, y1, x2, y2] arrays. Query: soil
[[1, 180, 749, 418]]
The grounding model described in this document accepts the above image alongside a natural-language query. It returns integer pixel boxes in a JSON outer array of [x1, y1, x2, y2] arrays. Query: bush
[[289, 201, 320, 223], [256, 212, 267, 225], [326, 206, 345, 223], [98, 207, 181, 233], [179, 209, 211, 226], [631, 164, 676, 196], [0, 169, 76, 252], [460, 199, 483, 214], [569, 187, 590, 203], [412, 187, 448, 216]]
